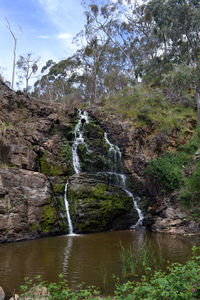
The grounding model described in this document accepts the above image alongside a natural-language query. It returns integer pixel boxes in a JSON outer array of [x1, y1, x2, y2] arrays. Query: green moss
[[53, 183, 65, 194], [68, 182, 137, 233], [41, 206, 57, 233], [74, 121, 111, 173], [39, 148, 72, 176], [60, 138, 74, 175], [29, 223, 41, 233], [56, 196, 66, 213], [39, 153, 55, 176]]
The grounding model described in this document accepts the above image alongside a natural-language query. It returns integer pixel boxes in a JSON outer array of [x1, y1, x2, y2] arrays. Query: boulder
[[0, 168, 66, 242], [68, 174, 138, 233]]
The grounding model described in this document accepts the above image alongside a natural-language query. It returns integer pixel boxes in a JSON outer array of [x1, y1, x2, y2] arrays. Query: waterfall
[[104, 132, 144, 228], [63, 110, 89, 235], [72, 110, 89, 174], [64, 181, 74, 235], [64, 110, 143, 234]]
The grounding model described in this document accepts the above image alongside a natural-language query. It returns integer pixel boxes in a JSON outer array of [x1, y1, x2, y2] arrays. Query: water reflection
[[0, 231, 199, 296], [62, 236, 73, 274]]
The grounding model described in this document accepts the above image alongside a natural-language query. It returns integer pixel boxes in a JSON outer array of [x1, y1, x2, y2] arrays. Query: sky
[[0, 0, 85, 88]]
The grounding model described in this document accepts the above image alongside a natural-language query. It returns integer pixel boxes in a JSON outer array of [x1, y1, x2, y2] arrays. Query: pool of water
[[0, 230, 199, 296]]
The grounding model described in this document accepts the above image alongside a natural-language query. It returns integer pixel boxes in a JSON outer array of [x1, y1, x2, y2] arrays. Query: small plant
[[20, 274, 100, 299], [115, 246, 200, 299]]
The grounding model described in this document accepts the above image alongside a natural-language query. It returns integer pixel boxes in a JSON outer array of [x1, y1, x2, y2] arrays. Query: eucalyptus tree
[[34, 55, 82, 101], [16, 53, 40, 93], [148, 0, 200, 124]]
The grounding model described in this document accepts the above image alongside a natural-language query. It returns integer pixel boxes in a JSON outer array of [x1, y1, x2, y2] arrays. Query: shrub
[[178, 161, 200, 206], [115, 246, 200, 300], [144, 153, 187, 193]]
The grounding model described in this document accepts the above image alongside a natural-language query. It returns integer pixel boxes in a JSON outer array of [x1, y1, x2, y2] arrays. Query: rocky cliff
[[0, 80, 199, 243], [87, 106, 200, 235], [0, 81, 138, 242]]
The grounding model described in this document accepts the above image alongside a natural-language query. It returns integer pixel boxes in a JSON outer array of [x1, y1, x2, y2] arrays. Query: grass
[[144, 127, 200, 196], [101, 84, 196, 137], [119, 240, 164, 279]]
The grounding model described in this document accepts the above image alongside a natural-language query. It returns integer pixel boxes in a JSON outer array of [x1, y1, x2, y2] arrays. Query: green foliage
[[53, 183, 65, 194], [137, 105, 153, 124], [178, 128, 200, 154], [19, 247, 200, 299], [20, 274, 100, 300], [144, 152, 187, 193], [114, 246, 200, 300], [178, 161, 200, 207], [102, 85, 196, 135]]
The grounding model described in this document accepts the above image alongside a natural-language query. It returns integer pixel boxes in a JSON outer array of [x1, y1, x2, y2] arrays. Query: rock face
[[0, 78, 198, 240], [0, 80, 75, 242], [0, 168, 66, 242], [0, 81, 141, 242], [68, 174, 138, 233], [87, 107, 200, 234]]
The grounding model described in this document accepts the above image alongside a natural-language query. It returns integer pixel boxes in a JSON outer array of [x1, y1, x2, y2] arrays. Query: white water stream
[[64, 110, 89, 234], [104, 132, 144, 228], [64, 110, 143, 234], [64, 181, 74, 235], [72, 110, 89, 174]]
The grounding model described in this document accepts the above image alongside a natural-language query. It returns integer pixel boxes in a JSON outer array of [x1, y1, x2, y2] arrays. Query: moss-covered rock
[[39, 137, 74, 177], [75, 122, 111, 173], [67, 174, 138, 233]]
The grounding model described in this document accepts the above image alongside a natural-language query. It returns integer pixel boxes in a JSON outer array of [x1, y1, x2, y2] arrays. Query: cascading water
[[64, 109, 143, 234], [72, 110, 89, 174], [64, 110, 89, 234], [64, 181, 74, 235], [104, 132, 144, 228]]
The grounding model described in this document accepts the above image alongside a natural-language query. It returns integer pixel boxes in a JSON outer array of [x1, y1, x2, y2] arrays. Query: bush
[[144, 153, 187, 193], [114, 246, 200, 300], [178, 161, 200, 206]]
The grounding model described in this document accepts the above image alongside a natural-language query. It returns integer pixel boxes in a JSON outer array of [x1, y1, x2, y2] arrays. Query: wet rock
[[68, 174, 138, 233], [86, 106, 200, 234]]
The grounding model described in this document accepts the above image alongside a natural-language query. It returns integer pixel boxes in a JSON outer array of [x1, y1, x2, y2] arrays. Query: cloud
[[37, 35, 52, 39], [37, 0, 85, 57], [57, 33, 72, 40]]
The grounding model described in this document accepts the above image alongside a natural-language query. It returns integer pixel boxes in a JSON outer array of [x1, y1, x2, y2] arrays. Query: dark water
[[0, 230, 199, 296]]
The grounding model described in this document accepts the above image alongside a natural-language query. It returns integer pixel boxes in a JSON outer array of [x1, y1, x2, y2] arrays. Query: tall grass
[[119, 240, 164, 279]]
